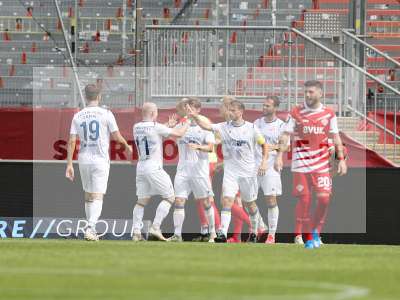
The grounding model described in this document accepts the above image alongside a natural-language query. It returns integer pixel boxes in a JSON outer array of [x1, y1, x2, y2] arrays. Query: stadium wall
[[0, 161, 399, 245], [0, 108, 394, 167]]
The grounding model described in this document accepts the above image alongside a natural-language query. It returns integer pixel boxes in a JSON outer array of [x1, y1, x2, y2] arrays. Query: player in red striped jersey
[[281, 80, 347, 249]]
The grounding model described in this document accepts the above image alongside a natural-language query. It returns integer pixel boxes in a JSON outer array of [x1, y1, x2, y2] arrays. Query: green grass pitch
[[0, 239, 399, 300]]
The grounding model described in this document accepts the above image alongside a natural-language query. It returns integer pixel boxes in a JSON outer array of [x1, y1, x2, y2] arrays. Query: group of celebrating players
[[66, 80, 347, 249]]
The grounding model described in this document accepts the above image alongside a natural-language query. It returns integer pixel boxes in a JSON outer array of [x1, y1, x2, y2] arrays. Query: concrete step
[[344, 131, 380, 144], [366, 144, 399, 151], [365, 144, 400, 166], [337, 117, 361, 131]]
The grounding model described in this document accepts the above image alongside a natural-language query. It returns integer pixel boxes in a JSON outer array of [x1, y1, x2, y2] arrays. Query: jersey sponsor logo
[[296, 184, 304, 192], [303, 126, 325, 135]]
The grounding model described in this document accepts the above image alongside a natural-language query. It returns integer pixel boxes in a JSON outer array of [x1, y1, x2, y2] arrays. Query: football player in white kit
[[65, 84, 132, 241], [187, 100, 269, 243], [131, 102, 189, 242], [254, 96, 290, 244], [167, 98, 216, 242]]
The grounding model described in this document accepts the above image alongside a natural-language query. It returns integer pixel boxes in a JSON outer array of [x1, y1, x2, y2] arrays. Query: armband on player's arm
[[332, 133, 347, 161], [256, 134, 266, 145], [335, 145, 348, 161]]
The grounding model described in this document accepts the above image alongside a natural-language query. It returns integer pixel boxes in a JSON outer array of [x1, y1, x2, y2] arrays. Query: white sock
[[205, 205, 215, 235], [153, 200, 172, 229], [258, 211, 267, 231], [268, 206, 279, 236], [85, 200, 103, 229], [173, 205, 185, 236], [220, 208, 231, 237], [249, 207, 260, 234], [200, 225, 209, 235], [132, 205, 144, 234]]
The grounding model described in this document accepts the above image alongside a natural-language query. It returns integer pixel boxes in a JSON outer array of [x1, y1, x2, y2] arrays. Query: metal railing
[[142, 25, 348, 110]]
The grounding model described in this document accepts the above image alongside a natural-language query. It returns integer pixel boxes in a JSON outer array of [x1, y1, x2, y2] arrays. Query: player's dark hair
[[304, 80, 323, 90], [187, 97, 201, 109], [85, 84, 101, 101], [265, 96, 280, 108], [230, 100, 245, 111]]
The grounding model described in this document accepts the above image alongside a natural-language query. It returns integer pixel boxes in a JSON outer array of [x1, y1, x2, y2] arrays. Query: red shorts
[[292, 172, 332, 196]]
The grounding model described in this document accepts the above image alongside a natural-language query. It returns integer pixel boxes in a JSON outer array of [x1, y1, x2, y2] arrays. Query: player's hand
[[187, 143, 199, 151], [337, 160, 347, 176], [65, 165, 74, 182], [185, 104, 197, 118], [258, 162, 267, 176], [167, 114, 178, 128], [126, 145, 133, 155], [274, 156, 283, 173]]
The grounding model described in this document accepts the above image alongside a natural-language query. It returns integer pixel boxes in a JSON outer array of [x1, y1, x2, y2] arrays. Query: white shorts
[[222, 173, 258, 202], [79, 163, 110, 194], [136, 169, 174, 200], [174, 174, 214, 200], [258, 171, 282, 196]]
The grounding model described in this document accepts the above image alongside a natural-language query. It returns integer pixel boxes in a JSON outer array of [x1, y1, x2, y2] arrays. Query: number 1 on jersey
[[135, 136, 150, 158]]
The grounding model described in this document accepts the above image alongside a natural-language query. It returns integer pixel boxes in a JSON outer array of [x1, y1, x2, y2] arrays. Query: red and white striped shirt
[[285, 103, 338, 173]]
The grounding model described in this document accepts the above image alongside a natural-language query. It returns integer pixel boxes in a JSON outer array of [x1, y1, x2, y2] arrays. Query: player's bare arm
[[65, 134, 77, 181], [258, 141, 269, 176], [111, 131, 133, 155], [333, 133, 347, 176], [188, 142, 214, 153], [186, 104, 213, 131], [274, 133, 290, 172], [168, 120, 190, 138]]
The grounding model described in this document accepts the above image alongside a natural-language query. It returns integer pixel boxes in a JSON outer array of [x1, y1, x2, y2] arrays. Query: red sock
[[295, 194, 312, 241], [196, 200, 208, 228], [312, 194, 330, 234], [211, 201, 221, 229], [231, 203, 251, 227], [232, 217, 243, 240]]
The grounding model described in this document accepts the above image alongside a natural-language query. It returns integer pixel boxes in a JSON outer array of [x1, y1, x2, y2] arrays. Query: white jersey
[[70, 106, 118, 165], [176, 122, 215, 178], [133, 121, 172, 175], [211, 121, 262, 177], [254, 117, 287, 166]]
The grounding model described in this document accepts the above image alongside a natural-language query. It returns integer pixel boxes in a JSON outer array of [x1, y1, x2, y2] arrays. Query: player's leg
[[215, 174, 238, 242], [263, 173, 282, 244], [84, 192, 103, 241], [310, 173, 333, 247], [194, 200, 209, 240], [239, 177, 260, 243], [228, 194, 250, 243], [149, 170, 175, 241], [193, 177, 217, 241], [243, 200, 260, 243], [132, 174, 152, 241], [292, 172, 312, 245], [311, 192, 330, 247], [265, 196, 278, 244], [169, 174, 190, 242], [132, 197, 150, 241], [167, 197, 185, 242], [216, 196, 234, 242], [80, 163, 109, 241]]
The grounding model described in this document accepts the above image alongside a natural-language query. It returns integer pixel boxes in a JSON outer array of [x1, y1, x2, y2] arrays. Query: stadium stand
[[0, 0, 399, 164]]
